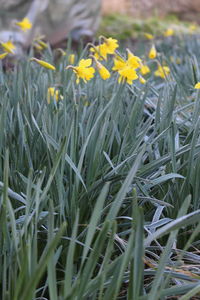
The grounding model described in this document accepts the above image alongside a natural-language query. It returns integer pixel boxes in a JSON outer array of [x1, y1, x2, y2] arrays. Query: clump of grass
[[0, 33, 200, 300]]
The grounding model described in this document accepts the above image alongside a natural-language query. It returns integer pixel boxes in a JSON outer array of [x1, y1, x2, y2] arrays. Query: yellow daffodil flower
[[112, 55, 126, 71], [194, 82, 200, 89], [90, 37, 118, 61], [90, 44, 109, 61], [30, 58, 56, 70], [66, 58, 95, 84], [118, 67, 138, 85], [96, 61, 110, 80], [126, 50, 141, 69], [144, 33, 154, 40], [140, 64, 150, 75], [15, 17, 32, 32], [69, 54, 75, 64], [148, 45, 157, 59], [113, 50, 140, 85], [164, 28, 174, 37], [139, 76, 146, 84], [0, 40, 16, 54], [154, 65, 170, 79], [47, 87, 63, 104], [0, 52, 8, 60], [104, 37, 119, 54]]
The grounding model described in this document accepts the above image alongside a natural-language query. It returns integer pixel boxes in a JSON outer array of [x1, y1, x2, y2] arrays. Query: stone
[[0, 0, 101, 53]]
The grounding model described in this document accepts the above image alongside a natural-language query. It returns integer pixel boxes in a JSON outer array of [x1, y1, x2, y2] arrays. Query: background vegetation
[[1, 29, 200, 299]]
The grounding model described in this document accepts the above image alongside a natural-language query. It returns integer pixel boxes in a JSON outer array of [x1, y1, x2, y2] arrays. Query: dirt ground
[[102, 0, 200, 21]]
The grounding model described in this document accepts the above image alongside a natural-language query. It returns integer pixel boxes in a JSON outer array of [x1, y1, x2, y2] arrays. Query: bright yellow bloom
[[154, 65, 170, 79], [15, 17, 32, 32], [140, 64, 150, 75], [69, 54, 75, 64], [67, 58, 95, 84], [144, 33, 154, 40], [127, 50, 141, 69], [139, 76, 146, 84], [194, 82, 200, 89], [113, 50, 140, 85], [148, 45, 157, 59], [30, 58, 56, 70], [47, 87, 63, 104], [104, 37, 119, 54], [90, 44, 109, 61], [0, 52, 8, 60], [90, 37, 118, 61], [118, 67, 138, 85], [112, 55, 126, 71], [0, 40, 16, 54], [164, 28, 174, 37], [96, 61, 110, 80]]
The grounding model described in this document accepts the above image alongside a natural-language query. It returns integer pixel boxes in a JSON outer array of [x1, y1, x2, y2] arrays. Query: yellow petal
[[112, 56, 126, 71], [98, 63, 110, 80], [30, 58, 56, 70], [79, 58, 92, 68], [140, 64, 150, 75], [139, 77, 146, 84], [47, 87, 62, 103], [104, 37, 119, 54], [164, 28, 174, 37], [144, 33, 154, 40], [154, 65, 170, 79], [194, 82, 200, 89], [69, 54, 75, 64], [0, 52, 8, 60], [0, 41, 15, 54], [15, 17, 32, 32], [148, 45, 157, 59]]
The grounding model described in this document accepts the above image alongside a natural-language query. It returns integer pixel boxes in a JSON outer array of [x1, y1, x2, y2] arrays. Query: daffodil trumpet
[[90, 55, 111, 80]]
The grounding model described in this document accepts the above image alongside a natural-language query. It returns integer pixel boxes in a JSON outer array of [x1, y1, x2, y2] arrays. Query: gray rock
[[0, 0, 101, 53]]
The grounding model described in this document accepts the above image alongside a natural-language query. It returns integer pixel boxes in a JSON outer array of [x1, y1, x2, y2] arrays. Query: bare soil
[[102, 0, 200, 22]]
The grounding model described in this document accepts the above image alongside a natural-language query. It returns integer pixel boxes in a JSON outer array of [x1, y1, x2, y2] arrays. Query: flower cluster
[[0, 33, 173, 104], [144, 23, 199, 40], [26, 36, 173, 103]]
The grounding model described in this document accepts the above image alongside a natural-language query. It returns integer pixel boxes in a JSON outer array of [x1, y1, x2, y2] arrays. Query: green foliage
[[98, 13, 199, 40], [1, 34, 200, 299]]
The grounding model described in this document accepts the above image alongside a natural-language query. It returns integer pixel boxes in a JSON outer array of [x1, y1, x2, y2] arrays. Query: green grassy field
[[1, 32, 200, 300]]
